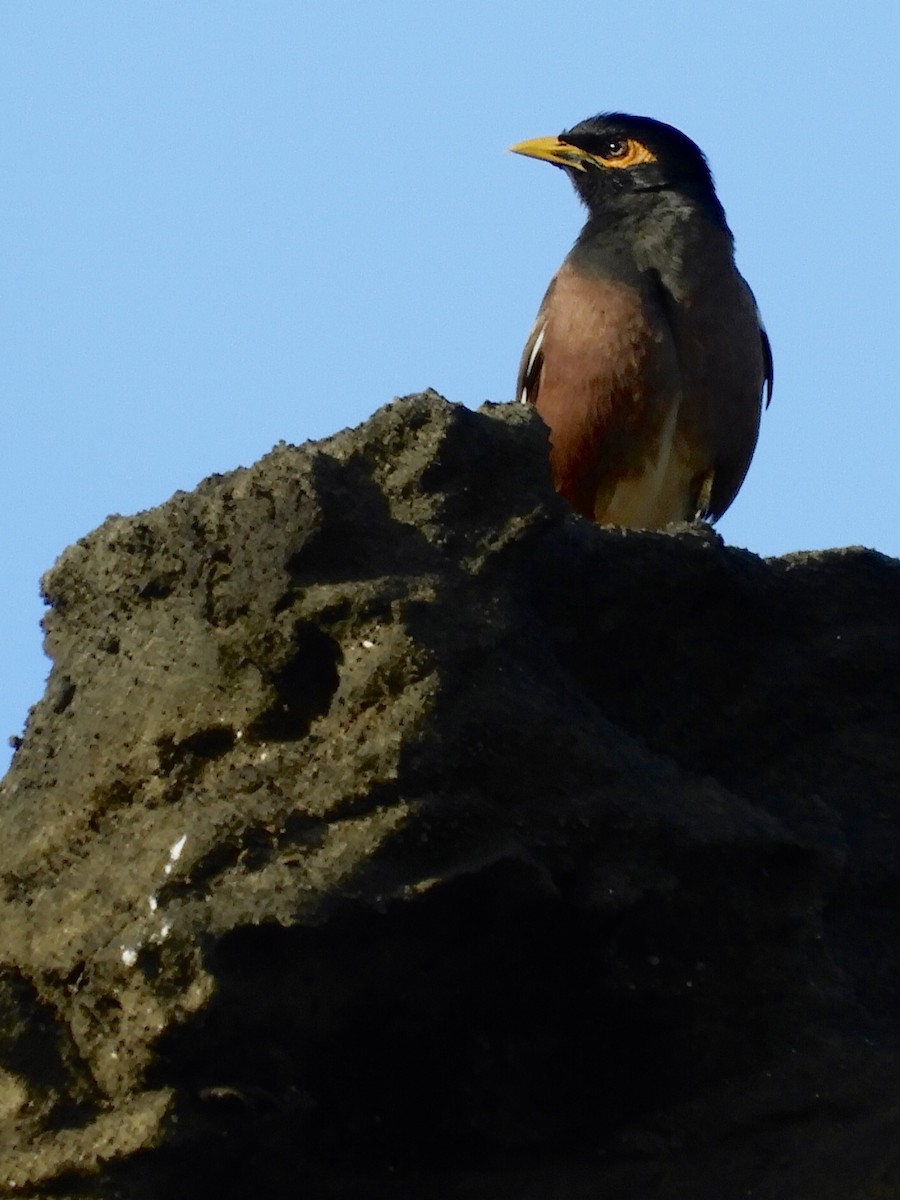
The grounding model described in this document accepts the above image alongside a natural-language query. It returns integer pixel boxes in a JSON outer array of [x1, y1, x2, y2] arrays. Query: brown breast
[[518, 261, 687, 526]]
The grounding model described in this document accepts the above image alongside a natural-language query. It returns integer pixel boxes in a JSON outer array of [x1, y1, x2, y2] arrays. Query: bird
[[510, 113, 772, 529]]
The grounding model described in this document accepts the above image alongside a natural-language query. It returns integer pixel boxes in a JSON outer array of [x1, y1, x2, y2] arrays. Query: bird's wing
[[648, 268, 770, 524], [516, 318, 545, 406], [515, 279, 557, 407], [760, 323, 774, 409], [745, 283, 773, 409]]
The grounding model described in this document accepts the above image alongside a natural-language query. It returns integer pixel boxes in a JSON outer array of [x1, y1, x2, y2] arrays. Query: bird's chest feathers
[[539, 262, 678, 437], [536, 261, 688, 523]]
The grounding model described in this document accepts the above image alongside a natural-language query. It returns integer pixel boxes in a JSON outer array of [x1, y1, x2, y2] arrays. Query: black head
[[511, 112, 726, 228]]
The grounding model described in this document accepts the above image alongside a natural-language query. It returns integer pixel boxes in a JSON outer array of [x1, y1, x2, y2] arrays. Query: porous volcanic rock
[[2, 391, 900, 1199]]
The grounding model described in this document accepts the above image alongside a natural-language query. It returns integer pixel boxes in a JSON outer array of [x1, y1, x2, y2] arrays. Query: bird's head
[[510, 113, 725, 227]]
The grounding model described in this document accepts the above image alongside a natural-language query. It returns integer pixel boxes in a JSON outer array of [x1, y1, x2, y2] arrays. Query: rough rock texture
[[2, 391, 900, 1198]]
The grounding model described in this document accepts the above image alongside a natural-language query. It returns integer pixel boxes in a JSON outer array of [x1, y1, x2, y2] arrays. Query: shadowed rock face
[[2, 391, 900, 1199]]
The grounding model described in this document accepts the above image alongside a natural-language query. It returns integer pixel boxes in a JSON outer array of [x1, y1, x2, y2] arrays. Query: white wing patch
[[520, 324, 545, 405]]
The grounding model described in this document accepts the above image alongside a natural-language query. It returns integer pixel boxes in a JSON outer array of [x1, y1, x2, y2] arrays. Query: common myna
[[511, 113, 772, 529]]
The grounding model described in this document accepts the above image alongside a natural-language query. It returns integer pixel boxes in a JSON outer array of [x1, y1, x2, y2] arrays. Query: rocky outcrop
[[2, 391, 900, 1199]]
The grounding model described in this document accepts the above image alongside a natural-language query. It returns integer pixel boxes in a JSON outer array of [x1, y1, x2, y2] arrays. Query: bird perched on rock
[[511, 113, 772, 529]]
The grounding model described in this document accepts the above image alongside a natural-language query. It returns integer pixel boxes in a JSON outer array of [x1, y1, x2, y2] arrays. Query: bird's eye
[[594, 137, 658, 169], [603, 138, 629, 159]]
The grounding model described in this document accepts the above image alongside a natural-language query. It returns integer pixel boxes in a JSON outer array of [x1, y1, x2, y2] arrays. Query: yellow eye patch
[[597, 139, 658, 169]]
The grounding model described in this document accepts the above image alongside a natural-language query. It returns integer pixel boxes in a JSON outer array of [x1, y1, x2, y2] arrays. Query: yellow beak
[[508, 135, 591, 172]]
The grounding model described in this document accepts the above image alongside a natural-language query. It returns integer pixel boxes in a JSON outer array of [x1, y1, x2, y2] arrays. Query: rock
[[2, 391, 900, 1198]]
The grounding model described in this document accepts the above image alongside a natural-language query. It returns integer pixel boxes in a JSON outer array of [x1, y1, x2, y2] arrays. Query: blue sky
[[2, 2, 899, 771]]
